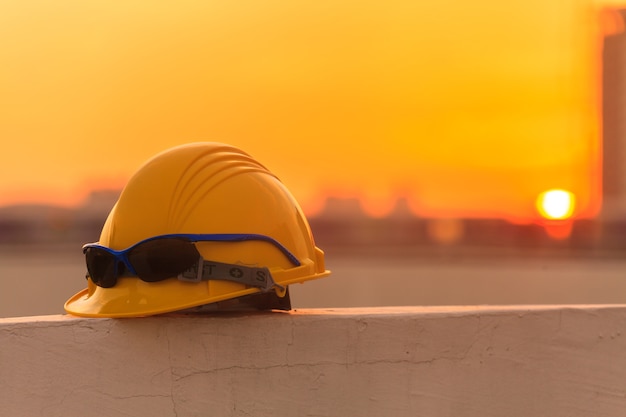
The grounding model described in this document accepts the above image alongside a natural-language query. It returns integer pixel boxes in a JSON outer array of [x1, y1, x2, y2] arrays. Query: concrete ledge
[[1, 306, 626, 416]]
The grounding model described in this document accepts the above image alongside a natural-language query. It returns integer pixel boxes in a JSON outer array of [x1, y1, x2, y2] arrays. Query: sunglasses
[[83, 233, 300, 288]]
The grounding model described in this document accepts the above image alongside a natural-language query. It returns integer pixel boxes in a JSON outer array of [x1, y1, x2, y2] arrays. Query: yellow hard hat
[[64, 142, 330, 317]]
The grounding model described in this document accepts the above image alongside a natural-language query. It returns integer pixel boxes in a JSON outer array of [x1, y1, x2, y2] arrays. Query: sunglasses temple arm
[[214, 234, 301, 266]]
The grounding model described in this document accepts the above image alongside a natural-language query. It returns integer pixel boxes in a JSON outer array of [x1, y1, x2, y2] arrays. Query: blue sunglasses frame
[[83, 233, 301, 278]]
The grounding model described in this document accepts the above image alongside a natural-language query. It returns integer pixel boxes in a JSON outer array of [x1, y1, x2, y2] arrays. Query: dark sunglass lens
[[128, 238, 199, 282], [84, 247, 118, 288]]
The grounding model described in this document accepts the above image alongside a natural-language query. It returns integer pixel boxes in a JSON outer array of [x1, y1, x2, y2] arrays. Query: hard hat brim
[[64, 269, 330, 318]]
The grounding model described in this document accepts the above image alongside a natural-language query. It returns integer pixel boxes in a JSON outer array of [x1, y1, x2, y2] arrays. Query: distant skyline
[[0, 189, 624, 251], [0, 0, 616, 222], [0, 188, 591, 227]]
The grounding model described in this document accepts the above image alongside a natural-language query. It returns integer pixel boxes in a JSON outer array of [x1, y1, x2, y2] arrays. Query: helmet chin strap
[[177, 257, 285, 293]]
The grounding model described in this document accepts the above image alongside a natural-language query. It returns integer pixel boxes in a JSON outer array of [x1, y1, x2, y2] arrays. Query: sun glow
[[0, 0, 602, 221], [536, 189, 576, 220]]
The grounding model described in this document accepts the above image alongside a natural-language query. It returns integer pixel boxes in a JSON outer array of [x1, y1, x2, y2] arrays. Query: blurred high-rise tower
[[602, 9, 626, 221]]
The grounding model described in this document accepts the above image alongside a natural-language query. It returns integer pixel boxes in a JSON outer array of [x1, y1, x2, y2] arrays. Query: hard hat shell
[[65, 142, 329, 317]]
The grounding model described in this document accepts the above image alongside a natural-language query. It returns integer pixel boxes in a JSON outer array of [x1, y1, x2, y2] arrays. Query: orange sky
[[0, 0, 617, 222]]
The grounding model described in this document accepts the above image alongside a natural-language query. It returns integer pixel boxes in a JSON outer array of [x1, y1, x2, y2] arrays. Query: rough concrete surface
[[1, 306, 626, 417]]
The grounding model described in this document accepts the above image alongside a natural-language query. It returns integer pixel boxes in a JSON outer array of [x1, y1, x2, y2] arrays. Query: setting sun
[[537, 189, 576, 220]]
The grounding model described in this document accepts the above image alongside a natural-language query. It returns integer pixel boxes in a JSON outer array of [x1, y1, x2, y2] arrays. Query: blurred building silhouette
[[308, 197, 600, 253], [0, 190, 119, 245], [602, 8, 626, 222], [0, 191, 619, 254], [601, 8, 626, 250]]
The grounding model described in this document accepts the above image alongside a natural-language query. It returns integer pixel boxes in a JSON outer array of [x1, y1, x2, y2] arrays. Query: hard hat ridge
[[167, 143, 276, 229]]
